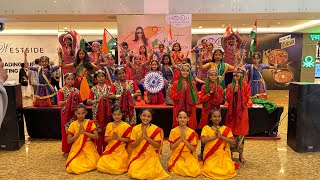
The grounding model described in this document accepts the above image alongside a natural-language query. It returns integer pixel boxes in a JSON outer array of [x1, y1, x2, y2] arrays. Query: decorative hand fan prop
[[144, 71, 164, 94]]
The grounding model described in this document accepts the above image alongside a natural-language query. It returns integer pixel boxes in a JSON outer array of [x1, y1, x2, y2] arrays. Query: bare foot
[[198, 153, 203, 162], [63, 153, 69, 159], [239, 153, 245, 164]]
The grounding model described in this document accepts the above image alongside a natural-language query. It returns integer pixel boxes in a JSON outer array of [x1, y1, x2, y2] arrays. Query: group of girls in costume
[[64, 106, 167, 178], [63, 104, 239, 179], [59, 57, 250, 179], [21, 30, 276, 178]]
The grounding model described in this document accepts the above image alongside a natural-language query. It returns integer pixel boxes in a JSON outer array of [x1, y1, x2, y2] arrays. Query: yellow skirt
[[169, 151, 202, 177], [202, 149, 237, 179], [128, 152, 169, 180], [66, 141, 100, 174], [97, 146, 129, 174]]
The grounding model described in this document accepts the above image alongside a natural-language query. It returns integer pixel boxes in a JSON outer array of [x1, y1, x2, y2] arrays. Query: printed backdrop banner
[[192, 33, 303, 90], [117, 14, 192, 58], [0, 36, 59, 81]]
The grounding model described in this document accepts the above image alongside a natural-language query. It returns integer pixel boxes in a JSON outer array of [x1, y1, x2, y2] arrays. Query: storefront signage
[[310, 34, 320, 41], [302, 56, 315, 68]]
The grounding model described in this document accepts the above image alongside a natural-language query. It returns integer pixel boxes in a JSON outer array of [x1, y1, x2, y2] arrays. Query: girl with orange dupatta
[[225, 67, 250, 164], [97, 106, 132, 174], [128, 109, 169, 180], [87, 70, 112, 154], [170, 63, 198, 130], [168, 110, 201, 177], [201, 109, 238, 179], [109, 67, 141, 125], [62, 48, 100, 101], [58, 73, 82, 156], [66, 104, 100, 174]]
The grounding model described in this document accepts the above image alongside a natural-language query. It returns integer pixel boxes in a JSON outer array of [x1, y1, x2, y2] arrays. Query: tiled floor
[[1, 90, 320, 180]]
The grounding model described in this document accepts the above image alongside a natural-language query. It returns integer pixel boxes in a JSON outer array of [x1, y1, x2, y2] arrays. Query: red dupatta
[[101, 126, 132, 156], [203, 127, 231, 162], [128, 127, 162, 168], [95, 98, 112, 154], [168, 131, 197, 171], [66, 120, 94, 167], [61, 90, 81, 152], [178, 85, 194, 117], [203, 84, 221, 112], [63, 91, 82, 125], [226, 85, 246, 125], [119, 90, 134, 122]]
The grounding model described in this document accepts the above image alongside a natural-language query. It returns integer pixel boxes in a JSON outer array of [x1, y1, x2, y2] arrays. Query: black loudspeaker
[[287, 82, 320, 152], [0, 84, 25, 150]]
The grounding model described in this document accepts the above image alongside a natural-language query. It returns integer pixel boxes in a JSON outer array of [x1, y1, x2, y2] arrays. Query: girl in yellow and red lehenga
[[58, 73, 82, 156], [201, 109, 238, 179], [97, 106, 132, 175], [225, 67, 250, 164], [66, 104, 100, 174], [127, 109, 168, 179], [168, 110, 201, 177]]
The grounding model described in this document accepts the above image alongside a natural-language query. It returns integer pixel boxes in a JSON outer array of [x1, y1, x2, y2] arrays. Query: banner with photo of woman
[[117, 14, 192, 60]]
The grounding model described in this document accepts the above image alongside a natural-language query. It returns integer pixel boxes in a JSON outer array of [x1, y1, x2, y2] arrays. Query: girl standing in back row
[[225, 67, 250, 164], [58, 73, 82, 156]]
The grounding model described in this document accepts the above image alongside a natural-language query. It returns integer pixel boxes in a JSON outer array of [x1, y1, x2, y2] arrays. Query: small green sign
[[302, 56, 315, 68], [310, 34, 320, 41]]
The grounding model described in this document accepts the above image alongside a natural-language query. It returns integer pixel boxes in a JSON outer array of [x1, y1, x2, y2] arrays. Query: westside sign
[[0, 36, 59, 81]]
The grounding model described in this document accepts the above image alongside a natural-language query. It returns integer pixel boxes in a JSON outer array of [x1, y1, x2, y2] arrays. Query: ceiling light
[[192, 27, 289, 34], [290, 20, 320, 32], [1, 20, 319, 35], [0, 29, 117, 35], [192, 20, 320, 34]]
